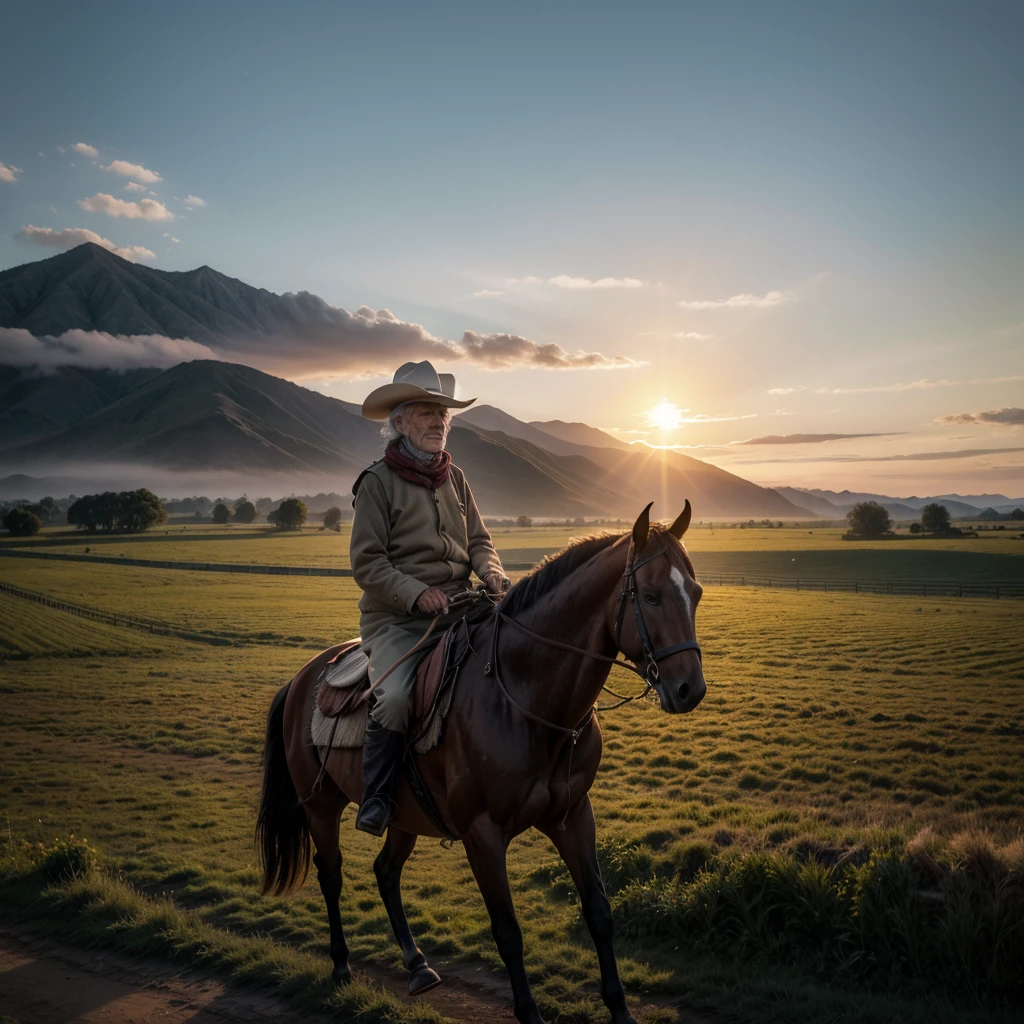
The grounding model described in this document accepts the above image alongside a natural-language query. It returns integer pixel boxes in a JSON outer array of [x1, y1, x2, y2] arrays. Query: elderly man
[[351, 360, 510, 836]]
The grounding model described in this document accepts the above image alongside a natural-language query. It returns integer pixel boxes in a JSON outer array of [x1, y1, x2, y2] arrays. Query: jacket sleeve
[[462, 476, 505, 580], [350, 474, 429, 614]]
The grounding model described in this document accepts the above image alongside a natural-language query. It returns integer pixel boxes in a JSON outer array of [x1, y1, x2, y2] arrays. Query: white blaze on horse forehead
[[669, 565, 693, 614]]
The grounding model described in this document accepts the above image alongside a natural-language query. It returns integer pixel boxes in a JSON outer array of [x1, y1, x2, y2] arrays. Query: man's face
[[398, 403, 450, 453]]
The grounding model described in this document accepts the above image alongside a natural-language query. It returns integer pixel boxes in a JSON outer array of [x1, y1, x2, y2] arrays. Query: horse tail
[[256, 682, 310, 895]]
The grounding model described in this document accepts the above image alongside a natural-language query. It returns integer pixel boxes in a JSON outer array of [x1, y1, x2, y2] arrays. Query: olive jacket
[[350, 461, 504, 616]]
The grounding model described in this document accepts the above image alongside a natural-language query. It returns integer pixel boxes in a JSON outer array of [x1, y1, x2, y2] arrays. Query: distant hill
[[0, 242, 360, 343], [785, 487, 989, 520], [0, 245, 816, 518], [530, 418, 632, 451], [0, 358, 814, 518], [0, 365, 162, 444], [458, 405, 598, 457], [4, 359, 382, 474]]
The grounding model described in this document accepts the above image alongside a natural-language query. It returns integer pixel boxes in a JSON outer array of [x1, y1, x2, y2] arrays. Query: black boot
[[355, 721, 405, 836]]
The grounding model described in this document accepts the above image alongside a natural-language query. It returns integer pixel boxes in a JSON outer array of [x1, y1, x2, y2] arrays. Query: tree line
[[845, 501, 973, 539], [1, 491, 342, 536]]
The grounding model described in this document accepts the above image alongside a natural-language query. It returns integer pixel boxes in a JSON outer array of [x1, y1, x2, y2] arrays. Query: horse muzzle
[[654, 664, 706, 714]]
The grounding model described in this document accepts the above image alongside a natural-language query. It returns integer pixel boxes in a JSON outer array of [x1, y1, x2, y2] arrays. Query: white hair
[[380, 401, 451, 448]]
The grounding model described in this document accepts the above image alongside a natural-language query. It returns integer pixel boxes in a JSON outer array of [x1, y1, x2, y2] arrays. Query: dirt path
[[0, 925, 703, 1024], [0, 926, 515, 1024]]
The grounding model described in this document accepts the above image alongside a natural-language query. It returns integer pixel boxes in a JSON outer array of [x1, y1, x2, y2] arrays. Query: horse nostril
[[678, 682, 690, 702]]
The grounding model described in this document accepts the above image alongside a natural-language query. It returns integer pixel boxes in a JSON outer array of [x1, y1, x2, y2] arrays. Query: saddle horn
[[668, 500, 692, 539], [632, 502, 653, 554]]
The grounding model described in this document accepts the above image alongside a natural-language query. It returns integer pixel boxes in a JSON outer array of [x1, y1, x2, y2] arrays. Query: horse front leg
[[463, 820, 543, 1024], [539, 795, 636, 1024], [307, 803, 352, 986], [374, 827, 442, 995]]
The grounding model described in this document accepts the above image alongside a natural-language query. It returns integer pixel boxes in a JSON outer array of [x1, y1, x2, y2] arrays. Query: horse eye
[[643, 591, 660, 606]]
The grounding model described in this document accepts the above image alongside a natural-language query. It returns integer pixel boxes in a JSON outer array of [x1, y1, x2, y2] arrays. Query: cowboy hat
[[360, 361, 476, 420]]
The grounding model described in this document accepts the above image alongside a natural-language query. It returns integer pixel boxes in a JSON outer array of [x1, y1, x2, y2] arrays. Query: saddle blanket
[[309, 625, 468, 755]]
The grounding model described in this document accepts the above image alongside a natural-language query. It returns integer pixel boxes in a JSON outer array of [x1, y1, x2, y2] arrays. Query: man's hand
[[484, 572, 511, 595], [416, 586, 449, 614]]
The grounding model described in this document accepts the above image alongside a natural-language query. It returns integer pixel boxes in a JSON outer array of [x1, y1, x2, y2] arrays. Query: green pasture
[[2, 548, 1023, 1024], [5, 524, 1024, 591]]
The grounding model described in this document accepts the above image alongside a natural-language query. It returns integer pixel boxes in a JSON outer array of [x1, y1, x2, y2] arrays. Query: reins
[[486, 537, 703, 731]]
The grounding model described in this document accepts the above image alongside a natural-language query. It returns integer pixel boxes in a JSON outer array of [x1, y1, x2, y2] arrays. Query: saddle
[[313, 620, 471, 752]]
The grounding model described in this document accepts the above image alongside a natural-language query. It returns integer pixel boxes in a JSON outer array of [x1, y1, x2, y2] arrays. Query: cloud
[[509, 275, 646, 289], [0, 161, 21, 183], [17, 225, 156, 263], [181, 194, 205, 209], [163, 234, 180, 243], [730, 447, 1024, 465], [734, 432, 897, 445], [473, 290, 504, 298], [124, 182, 147, 192], [72, 142, 99, 158], [457, 331, 640, 369], [79, 193, 173, 221], [768, 379, 958, 396], [678, 412, 757, 424], [678, 290, 789, 310], [0, 327, 215, 371], [101, 160, 162, 183], [936, 407, 1024, 426], [673, 331, 714, 341]]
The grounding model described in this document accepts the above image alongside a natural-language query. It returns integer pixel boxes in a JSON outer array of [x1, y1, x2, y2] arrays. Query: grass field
[[1, 529, 1023, 1024], [4, 523, 1024, 601]]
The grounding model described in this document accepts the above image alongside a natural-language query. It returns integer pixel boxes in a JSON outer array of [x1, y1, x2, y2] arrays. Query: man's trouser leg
[[355, 620, 423, 837]]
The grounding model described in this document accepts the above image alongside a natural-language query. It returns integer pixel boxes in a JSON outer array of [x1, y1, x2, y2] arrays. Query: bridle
[[487, 535, 703, 737], [613, 539, 703, 686]]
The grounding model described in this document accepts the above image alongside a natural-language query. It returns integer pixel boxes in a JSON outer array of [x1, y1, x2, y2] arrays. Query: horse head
[[611, 501, 706, 714]]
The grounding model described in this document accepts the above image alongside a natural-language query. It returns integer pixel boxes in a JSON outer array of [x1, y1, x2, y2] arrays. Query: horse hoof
[[408, 965, 442, 995], [332, 965, 353, 987]]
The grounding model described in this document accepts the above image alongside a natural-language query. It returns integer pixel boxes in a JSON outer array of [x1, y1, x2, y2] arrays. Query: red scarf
[[383, 440, 452, 490]]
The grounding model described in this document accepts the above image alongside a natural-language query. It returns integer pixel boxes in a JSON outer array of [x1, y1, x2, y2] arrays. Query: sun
[[647, 399, 685, 433]]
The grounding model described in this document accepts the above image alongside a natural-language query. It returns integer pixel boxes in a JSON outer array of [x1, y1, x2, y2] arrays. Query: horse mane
[[499, 524, 693, 617], [499, 532, 622, 617]]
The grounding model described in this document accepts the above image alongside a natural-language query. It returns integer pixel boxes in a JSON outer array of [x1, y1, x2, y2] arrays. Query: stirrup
[[355, 795, 396, 837]]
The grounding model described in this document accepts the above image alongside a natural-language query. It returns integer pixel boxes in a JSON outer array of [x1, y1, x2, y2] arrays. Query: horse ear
[[632, 502, 653, 553], [668, 500, 692, 539]]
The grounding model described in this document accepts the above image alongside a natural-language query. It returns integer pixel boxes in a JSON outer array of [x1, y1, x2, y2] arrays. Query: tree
[[234, 500, 256, 524], [67, 489, 166, 533], [1010, 508, 1024, 521], [212, 502, 232, 524], [323, 506, 343, 531], [920, 503, 951, 534], [268, 498, 307, 531], [516, 515, 533, 528], [845, 501, 892, 539], [26, 496, 58, 523], [118, 489, 167, 532], [3, 506, 42, 536], [909, 522, 922, 534]]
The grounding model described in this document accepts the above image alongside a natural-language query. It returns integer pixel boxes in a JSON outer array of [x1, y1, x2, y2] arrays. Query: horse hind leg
[[308, 805, 352, 986], [374, 827, 441, 995]]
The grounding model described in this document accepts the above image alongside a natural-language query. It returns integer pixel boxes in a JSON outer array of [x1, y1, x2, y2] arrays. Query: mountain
[[773, 487, 845, 517], [791, 487, 986, 520], [0, 358, 814, 518], [0, 242, 355, 343], [4, 359, 382, 474], [0, 245, 815, 517], [529, 419, 632, 451], [0, 365, 162, 444], [457, 405, 597, 457]]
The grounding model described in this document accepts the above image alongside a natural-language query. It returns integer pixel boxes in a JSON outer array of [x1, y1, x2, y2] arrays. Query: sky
[[1, 0, 1022, 496]]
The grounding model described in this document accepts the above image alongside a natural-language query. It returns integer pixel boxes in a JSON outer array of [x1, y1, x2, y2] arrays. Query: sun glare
[[647, 399, 685, 433]]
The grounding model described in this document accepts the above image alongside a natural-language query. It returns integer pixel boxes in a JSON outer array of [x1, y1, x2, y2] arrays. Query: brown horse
[[256, 502, 706, 1024]]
